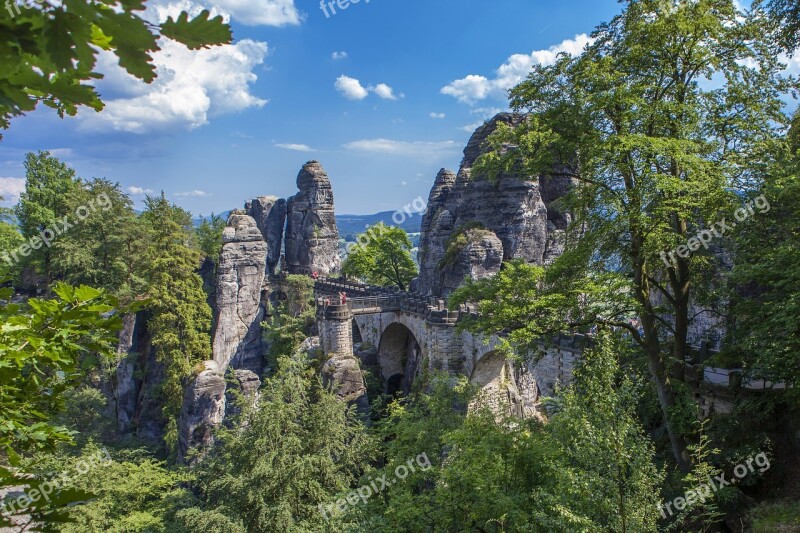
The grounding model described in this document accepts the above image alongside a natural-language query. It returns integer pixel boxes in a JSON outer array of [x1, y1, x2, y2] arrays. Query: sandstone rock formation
[[246, 196, 287, 275], [439, 228, 504, 295], [177, 361, 226, 463], [417, 113, 575, 297], [212, 213, 268, 373], [321, 354, 370, 418], [285, 161, 341, 275]]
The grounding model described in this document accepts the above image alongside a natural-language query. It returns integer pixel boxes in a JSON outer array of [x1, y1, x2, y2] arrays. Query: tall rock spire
[[285, 161, 341, 275]]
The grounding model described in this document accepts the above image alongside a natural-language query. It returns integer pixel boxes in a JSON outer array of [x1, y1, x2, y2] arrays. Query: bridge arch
[[378, 322, 422, 396]]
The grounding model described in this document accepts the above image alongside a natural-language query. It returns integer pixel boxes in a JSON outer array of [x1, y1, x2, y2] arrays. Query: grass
[[752, 501, 800, 532]]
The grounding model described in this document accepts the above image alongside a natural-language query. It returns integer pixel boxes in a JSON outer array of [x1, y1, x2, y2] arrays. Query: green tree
[[467, 0, 789, 472], [759, 0, 800, 53], [353, 376, 551, 532], [195, 213, 226, 264], [342, 223, 418, 291], [0, 283, 120, 455], [726, 112, 800, 402], [0, 202, 23, 279], [14, 151, 79, 285], [188, 353, 376, 532], [540, 332, 663, 532], [0, 284, 122, 531], [53, 179, 145, 300], [140, 193, 212, 452], [0, 0, 231, 137]]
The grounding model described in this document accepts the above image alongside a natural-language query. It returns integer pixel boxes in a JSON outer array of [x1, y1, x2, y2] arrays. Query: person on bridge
[[311, 271, 319, 280], [339, 291, 347, 305]]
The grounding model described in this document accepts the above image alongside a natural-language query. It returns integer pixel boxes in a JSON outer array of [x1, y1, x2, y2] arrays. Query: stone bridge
[[307, 276, 784, 418], [311, 277, 585, 416]]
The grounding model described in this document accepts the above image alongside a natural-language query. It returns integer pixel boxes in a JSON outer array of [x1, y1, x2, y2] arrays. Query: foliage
[[450, 260, 572, 358], [342, 223, 418, 291], [14, 151, 80, 284], [0, 0, 231, 137], [282, 273, 315, 314], [727, 119, 800, 404], [538, 332, 663, 532], [189, 353, 376, 532], [263, 303, 315, 373], [0, 285, 121, 531], [666, 425, 725, 532], [0, 283, 120, 455], [53, 178, 146, 301], [758, 0, 800, 53], [195, 213, 226, 264], [354, 338, 663, 532], [140, 193, 212, 453], [751, 500, 800, 532], [46, 444, 194, 533], [0, 216, 23, 280], [468, 0, 791, 472], [353, 375, 549, 532]]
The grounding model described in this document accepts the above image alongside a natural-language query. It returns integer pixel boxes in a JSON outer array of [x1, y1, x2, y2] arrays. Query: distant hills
[[196, 210, 423, 237], [336, 211, 422, 238]]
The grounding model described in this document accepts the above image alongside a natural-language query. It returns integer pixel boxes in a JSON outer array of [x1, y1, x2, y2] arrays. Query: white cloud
[[44, 148, 73, 158], [429, 112, 446, 119], [275, 143, 314, 152], [150, 0, 301, 27], [460, 120, 485, 133], [210, 0, 300, 26], [175, 190, 210, 197], [400, 181, 408, 186], [332, 51, 348, 60], [335, 75, 369, 100], [370, 83, 398, 100], [343, 139, 459, 156], [80, 2, 269, 134], [127, 186, 155, 196], [441, 34, 593, 104], [0, 177, 25, 206]]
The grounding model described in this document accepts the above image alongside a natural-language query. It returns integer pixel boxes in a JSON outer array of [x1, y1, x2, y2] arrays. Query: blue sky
[[0, 0, 626, 215]]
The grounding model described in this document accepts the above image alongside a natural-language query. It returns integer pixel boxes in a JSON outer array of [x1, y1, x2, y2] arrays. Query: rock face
[[212, 213, 268, 373], [285, 161, 341, 275], [177, 361, 226, 463], [417, 113, 575, 297], [439, 229, 504, 295], [246, 196, 287, 275], [321, 354, 370, 418]]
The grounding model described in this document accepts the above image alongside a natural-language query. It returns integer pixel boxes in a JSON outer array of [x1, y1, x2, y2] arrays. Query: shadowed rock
[[246, 196, 287, 275], [417, 113, 575, 296], [177, 361, 226, 463], [212, 213, 268, 372]]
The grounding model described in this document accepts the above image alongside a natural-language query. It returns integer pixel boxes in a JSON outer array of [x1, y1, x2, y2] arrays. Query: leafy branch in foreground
[[0, 283, 121, 455], [0, 0, 232, 137]]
